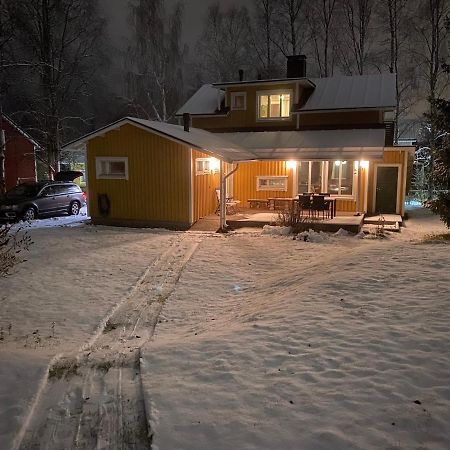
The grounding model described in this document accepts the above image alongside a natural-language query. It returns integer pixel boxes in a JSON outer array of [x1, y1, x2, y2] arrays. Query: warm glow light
[[286, 160, 297, 170], [354, 161, 359, 169], [335, 160, 341, 166], [209, 157, 220, 172], [360, 160, 369, 169]]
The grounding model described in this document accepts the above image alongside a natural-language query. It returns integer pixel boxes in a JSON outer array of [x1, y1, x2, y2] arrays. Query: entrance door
[[375, 166, 399, 214]]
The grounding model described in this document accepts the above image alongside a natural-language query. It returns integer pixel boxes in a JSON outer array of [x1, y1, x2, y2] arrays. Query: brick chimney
[[287, 55, 307, 78], [183, 113, 190, 132]]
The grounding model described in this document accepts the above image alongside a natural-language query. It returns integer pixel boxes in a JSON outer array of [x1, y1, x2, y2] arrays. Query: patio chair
[[311, 195, 330, 219], [297, 194, 312, 217], [215, 189, 240, 215]]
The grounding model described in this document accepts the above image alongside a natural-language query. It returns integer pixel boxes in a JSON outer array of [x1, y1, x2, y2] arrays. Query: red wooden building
[[1, 115, 39, 191]]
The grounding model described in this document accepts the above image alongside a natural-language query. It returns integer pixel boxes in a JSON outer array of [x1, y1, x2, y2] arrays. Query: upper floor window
[[258, 91, 291, 119], [231, 92, 246, 111]]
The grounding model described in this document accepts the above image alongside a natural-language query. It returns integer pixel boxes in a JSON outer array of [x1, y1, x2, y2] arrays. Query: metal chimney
[[183, 113, 190, 132], [239, 69, 244, 81], [287, 55, 307, 78]]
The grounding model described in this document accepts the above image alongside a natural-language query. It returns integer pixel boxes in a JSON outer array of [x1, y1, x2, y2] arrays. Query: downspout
[[219, 161, 240, 232]]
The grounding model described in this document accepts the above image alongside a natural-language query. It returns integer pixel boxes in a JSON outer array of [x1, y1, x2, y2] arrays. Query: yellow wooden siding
[[192, 149, 220, 221], [87, 124, 191, 225], [233, 161, 294, 207], [367, 149, 410, 214]]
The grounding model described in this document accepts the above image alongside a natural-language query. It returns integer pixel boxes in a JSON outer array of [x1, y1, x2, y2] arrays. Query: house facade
[[1, 115, 38, 191], [63, 56, 412, 229], [177, 56, 412, 216]]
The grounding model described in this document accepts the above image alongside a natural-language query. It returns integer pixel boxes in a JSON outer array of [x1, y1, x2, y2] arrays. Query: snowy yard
[[1, 208, 449, 449]]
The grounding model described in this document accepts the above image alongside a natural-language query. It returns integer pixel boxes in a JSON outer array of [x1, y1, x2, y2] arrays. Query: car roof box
[[54, 171, 83, 182]]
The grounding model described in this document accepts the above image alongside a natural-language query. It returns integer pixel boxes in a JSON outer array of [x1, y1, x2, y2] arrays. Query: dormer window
[[257, 91, 292, 119], [231, 92, 246, 110]]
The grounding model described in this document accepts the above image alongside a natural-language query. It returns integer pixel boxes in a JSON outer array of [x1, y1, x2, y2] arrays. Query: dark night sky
[[102, 0, 250, 50]]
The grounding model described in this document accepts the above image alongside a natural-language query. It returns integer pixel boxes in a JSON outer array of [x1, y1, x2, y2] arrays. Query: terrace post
[[219, 159, 227, 231]]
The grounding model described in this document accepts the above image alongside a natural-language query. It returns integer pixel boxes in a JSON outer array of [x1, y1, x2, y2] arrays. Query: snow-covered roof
[[177, 73, 396, 116], [176, 85, 225, 116], [212, 77, 315, 89], [63, 118, 386, 162], [219, 129, 386, 160], [62, 117, 255, 163], [300, 74, 397, 112]]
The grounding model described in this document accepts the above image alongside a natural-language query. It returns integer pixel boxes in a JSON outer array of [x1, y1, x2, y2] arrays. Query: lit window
[[298, 161, 324, 194], [258, 91, 291, 119], [231, 92, 246, 110], [195, 158, 219, 175], [96, 157, 128, 180], [328, 161, 354, 196], [257, 176, 288, 191]]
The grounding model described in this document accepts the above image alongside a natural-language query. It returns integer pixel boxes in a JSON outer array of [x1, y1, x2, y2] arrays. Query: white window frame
[[230, 92, 247, 111], [256, 176, 288, 192], [95, 157, 128, 180], [296, 161, 326, 194], [256, 89, 293, 121], [195, 158, 219, 176], [325, 161, 357, 198]]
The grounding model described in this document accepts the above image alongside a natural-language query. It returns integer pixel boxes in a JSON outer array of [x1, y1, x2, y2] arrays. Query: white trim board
[[373, 163, 402, 215]]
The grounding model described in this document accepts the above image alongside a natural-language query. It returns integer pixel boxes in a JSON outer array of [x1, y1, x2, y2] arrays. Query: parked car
[[0, 181, 86, 221]]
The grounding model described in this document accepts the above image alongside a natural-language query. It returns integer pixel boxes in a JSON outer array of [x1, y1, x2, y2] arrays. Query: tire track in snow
[[15, 232, 204, 450]]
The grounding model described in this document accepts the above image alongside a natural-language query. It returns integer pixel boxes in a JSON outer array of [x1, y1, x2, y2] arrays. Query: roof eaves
[[1, 114, 43, 149], [212, 78, 316, 89]]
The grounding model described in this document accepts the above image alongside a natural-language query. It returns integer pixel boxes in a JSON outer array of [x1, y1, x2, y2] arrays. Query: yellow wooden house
[[63, 56, 413, 229]]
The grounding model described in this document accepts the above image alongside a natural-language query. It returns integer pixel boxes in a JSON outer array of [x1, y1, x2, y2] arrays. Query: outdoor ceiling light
[[209, 157, 220, 172], [286, 160, 297, 170]]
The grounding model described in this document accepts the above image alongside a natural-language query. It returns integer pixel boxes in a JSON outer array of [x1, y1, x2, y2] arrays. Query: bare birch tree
[[196, 3, 254, 82], [127, 0, 185, 122], [308, 0, 338, 77], [253, 0, 281, 78], [338, 0, 376, 75], [272, 0, 307, 57], [6, 0, 104, 176], [413, 0, 450, 197]]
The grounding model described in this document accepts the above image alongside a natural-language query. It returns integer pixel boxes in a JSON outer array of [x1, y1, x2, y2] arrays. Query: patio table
[[324, 197, 336, 219]]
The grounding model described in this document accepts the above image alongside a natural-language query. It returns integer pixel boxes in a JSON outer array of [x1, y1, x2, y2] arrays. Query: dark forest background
[[0, 0, 448, 172]]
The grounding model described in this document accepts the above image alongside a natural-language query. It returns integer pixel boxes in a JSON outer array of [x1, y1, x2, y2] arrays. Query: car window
[[66, 185, 82, 194], [41, 186, 56, 196], [53, 185, 70, 195]]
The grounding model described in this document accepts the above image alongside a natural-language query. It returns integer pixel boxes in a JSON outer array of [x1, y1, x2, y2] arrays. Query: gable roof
[[176, 73, 397, 117], [1, 114, 42, 149], [62, 117, 255, 163], [300, 73, 397, 112], [177, 84, 226, 116]]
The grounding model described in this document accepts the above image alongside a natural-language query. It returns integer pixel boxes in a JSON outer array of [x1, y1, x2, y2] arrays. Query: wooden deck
[[190, 209, 364, 233]]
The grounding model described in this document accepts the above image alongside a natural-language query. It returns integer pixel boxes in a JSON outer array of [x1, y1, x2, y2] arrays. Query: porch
[[190, 208, 364, 233]]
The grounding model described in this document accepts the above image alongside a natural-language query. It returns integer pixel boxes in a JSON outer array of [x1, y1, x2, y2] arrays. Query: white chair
[[215, 189, 240, 215]]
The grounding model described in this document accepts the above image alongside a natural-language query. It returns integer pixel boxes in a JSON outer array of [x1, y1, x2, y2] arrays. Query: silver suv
[[0, 181, 86, 221]]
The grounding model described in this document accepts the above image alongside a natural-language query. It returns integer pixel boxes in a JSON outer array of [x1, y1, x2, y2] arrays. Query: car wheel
[[69, 201, 80, 216], [23, 206, 37, 221]]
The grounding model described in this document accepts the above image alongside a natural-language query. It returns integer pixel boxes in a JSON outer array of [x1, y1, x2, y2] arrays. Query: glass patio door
[[298, 161, 323, 194]]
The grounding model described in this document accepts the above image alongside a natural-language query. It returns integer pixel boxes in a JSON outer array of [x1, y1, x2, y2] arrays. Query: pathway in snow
[[14, 232, 204, 450]]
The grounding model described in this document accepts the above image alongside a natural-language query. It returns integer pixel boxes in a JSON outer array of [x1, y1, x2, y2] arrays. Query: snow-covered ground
[[0, 207, 449, 449]]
